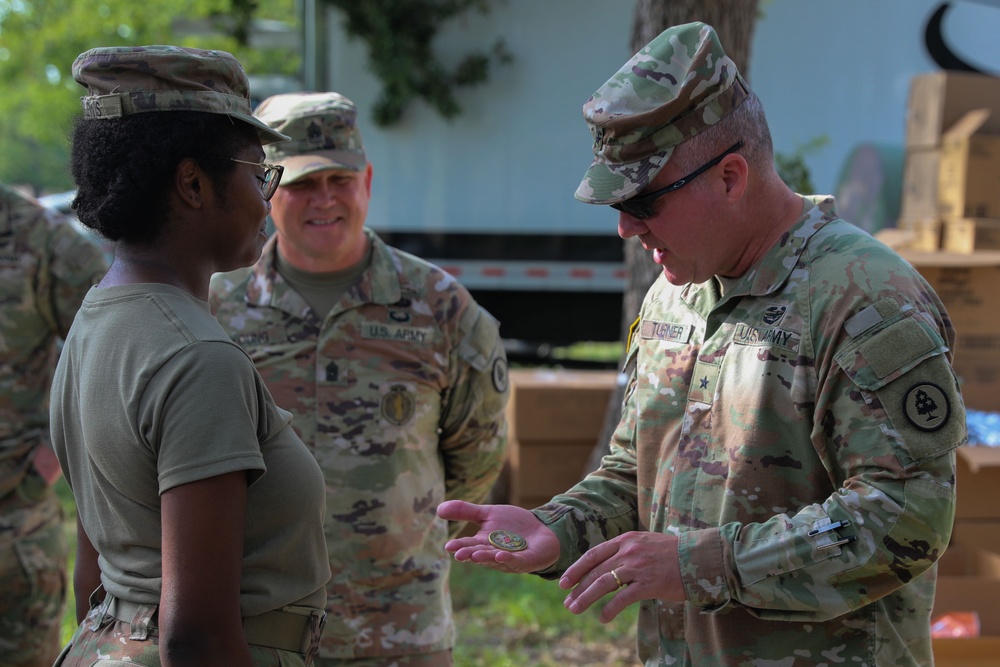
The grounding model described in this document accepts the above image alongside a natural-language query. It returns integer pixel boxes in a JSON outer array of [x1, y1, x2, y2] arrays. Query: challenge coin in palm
[[488, 529, 528, 552]]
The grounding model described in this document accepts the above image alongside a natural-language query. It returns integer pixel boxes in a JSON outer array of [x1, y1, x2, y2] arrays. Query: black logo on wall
[[925, 2, 999, 75]]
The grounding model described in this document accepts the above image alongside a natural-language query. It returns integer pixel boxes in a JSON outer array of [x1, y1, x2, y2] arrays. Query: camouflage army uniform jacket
[[0, 185, 107, 498], [533, 196, 966, 667], [210, 229, 509, 659]]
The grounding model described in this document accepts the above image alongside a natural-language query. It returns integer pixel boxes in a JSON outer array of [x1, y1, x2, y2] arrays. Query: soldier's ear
[[719, 153, 748, 203], [175, 158, 206, 209]]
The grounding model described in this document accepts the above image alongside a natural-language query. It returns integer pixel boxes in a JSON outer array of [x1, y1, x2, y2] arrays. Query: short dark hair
[[70, 112, 255, 245], [674, 91, 774, 175]]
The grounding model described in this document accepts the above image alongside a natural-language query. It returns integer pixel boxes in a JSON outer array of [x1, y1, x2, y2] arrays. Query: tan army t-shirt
[[50, 283, 330, 616]]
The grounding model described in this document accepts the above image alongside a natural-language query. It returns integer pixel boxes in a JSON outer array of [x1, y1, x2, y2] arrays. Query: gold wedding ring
[[610, 568, 625, 588], [488, 529, 528, 552]]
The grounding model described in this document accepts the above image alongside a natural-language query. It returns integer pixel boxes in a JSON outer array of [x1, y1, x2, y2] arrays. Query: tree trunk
[[587, 0, 761, 474]]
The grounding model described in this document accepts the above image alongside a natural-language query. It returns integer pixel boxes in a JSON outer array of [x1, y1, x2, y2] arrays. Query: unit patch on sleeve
[[492, 357, 509, 393], [902, 382, 950, 432]]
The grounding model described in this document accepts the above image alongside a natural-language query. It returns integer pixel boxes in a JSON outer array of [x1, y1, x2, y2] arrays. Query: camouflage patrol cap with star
[[575, 21, 750, 205], [72, 45, 289, 145], [254, 92, 367, 184]]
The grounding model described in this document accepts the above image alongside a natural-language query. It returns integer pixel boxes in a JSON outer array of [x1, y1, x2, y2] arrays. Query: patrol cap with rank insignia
[[575, 22, 750, 205], [254, 92, 367, 184]]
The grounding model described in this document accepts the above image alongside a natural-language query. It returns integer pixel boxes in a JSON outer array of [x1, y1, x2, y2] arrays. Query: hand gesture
[[437, 499, 561, 574], [560, 531, 685, 623]]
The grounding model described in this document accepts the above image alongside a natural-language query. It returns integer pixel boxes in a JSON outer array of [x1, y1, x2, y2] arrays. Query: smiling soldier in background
[[210, 92, 509, 667]]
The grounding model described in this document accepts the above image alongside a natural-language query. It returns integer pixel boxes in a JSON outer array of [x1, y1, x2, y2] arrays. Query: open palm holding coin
[[437, 499, 561, 573]]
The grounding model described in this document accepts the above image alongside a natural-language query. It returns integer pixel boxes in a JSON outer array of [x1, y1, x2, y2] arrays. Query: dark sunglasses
[[228, 158, 284, 201], [610, 140, 744, 219]]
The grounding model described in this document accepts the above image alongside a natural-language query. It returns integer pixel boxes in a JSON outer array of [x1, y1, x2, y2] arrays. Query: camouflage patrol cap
[[575, 22, 750, 205], [72, 45, 289, 145], [254, 92, 367, 184]]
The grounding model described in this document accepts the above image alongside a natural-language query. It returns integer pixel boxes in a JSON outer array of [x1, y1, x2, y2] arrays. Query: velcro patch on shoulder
[[857, 318, 938, 380], [836, 316, 947, 389], [457, 305, 502, 373]]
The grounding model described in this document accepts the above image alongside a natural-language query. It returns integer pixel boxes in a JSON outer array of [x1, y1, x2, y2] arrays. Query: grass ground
[[55, 478, 639, 666]]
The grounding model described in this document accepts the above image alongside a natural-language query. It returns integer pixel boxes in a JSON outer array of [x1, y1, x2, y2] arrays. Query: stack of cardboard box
[[892, 70, 1000, 665], [503, 368, 618, 509], [899, 71, 1000, 251], [932, 545, 1000, 665]]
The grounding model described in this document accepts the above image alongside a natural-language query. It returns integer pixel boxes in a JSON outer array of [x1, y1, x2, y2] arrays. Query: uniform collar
[[681, 195, 840, 315], [244, 228, 403, 316]]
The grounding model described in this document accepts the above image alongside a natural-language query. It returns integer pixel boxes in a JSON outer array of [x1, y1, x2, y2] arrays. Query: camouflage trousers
[[312, 650, 453, 667], [0, 470, 67, 667], [56, 593, 325, 666]]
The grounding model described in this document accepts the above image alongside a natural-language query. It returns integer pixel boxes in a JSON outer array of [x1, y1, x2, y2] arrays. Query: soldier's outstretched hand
[[437, 500, 561, 574]]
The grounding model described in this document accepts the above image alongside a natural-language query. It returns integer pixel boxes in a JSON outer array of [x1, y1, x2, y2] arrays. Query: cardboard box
[[939, 109, 1000, 220], [932, 545, 1000, 665], [942, 218, 1000, 253], [505, 369, 618, 507], [898, 250, 1000, 411], [952, 520, 1000, 555], [506, 369, 618, 441], [955, 446, 1000, 520], [952, 350, 1000, 413], [508, 438, 601, 508], [906, 71, 1000, 149], [875, 226, 940, 253], [899, 148, 942, 223], [933, 638, 1000, 667]]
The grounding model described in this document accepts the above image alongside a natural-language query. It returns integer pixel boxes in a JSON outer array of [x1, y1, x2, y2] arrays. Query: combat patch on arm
[[834, 306, 966, 468], [457, 304, 508, 393]]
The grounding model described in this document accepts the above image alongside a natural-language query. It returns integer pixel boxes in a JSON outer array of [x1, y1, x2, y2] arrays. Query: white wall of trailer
[[315, 0, 1000, 236]]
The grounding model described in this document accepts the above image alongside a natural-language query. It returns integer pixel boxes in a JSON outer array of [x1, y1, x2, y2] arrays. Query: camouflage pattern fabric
[[55, 599, 313, 666], [575, 21, 749, 205], [0, 477, 66, 667], [209, 229, 509, 661], [0, 184, 107, 667], [533, 196, 967, 666], [256, 92, 367, 183], [72, 45, 288, 144]]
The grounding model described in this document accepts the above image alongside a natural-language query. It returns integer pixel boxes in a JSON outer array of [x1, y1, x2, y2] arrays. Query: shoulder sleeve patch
[[457, 304, 503, 374], [836, 316, 966, 467]]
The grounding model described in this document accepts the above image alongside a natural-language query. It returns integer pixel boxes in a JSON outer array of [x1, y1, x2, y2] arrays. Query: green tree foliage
[[0, 0, 297, 193], [322, 0, 511, 127], [774, 135, 830, 194]]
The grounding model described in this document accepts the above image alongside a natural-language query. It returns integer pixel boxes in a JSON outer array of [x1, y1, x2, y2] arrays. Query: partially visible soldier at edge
[[438, 21, 968, 667], [209, 92, 510, 667], [0, 183, 108, 667]]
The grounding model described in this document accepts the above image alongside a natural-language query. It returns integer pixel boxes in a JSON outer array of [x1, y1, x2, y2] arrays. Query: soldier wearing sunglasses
[[439, 21, 966, 667]]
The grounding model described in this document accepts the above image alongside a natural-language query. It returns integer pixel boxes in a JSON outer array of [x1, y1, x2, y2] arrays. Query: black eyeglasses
[[229, 158, 284, 201], [610, 141, 744, 219]]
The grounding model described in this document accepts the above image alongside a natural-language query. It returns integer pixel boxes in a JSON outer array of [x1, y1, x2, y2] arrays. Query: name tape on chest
[[640, 320, 692, 344], [362, 324, 432, 344], [232, 324, 288, 347], [732, 323, 800, 352]]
